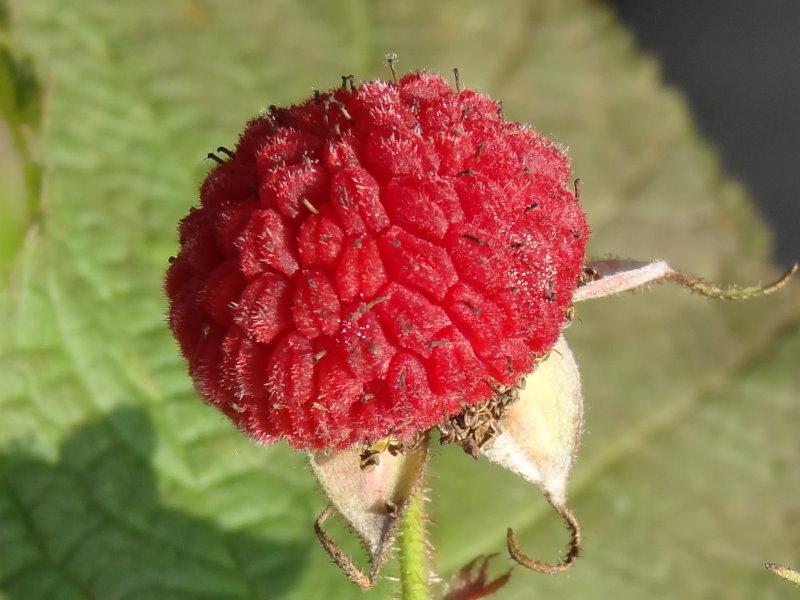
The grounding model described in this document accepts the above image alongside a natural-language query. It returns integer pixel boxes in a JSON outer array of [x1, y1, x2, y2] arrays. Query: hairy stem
[[766, 563, 800, 587], [398, 487, 429, 600]]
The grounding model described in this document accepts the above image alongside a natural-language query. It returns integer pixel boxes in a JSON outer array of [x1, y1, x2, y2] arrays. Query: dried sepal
[[309, 434, 429, 588], [574, 259, 797, 302], [481, 337, 581, 506], [442, 554, 513, 600], [480, 336, 583, 572]]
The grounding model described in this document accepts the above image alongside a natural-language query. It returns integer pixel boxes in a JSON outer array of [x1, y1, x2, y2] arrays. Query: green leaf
[[1, 1, 797, 599], [0, 8, 42, 272]]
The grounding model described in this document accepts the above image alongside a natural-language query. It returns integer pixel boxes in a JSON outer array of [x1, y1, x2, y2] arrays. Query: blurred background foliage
[[0, 1, 798, 598]]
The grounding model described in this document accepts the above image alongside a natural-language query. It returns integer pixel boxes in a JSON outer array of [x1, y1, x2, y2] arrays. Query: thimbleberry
[[166, 67, 794, 589], [166, 70, 588, 451]]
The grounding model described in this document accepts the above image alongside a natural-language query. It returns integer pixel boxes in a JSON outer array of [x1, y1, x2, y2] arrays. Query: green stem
[[398, 487, 429, 600]]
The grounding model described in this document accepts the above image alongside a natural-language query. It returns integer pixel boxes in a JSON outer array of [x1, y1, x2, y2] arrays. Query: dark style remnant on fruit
[[438, 383, 520, 458], [166, 70, 588, 451]]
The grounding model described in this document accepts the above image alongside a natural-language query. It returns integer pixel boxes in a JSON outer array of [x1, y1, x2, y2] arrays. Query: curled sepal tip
[[480, 336, 584, 572], [314, 507, 376, 589], [574, 259, 797, 303], [506, 501, 582, 574], [309, 434, 429, 589]]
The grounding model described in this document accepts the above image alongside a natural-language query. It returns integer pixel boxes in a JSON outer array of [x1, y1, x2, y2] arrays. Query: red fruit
[[166, 70, 589, 450]]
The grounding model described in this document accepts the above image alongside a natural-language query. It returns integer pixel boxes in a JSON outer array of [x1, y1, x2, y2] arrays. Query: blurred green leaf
[[0, 48, 40, 128], [1, 1, 798, 599], [0, 12, 42, 272]]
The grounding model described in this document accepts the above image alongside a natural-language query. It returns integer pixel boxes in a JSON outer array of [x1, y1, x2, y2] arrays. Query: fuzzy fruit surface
[[166, 71, 589, 450]]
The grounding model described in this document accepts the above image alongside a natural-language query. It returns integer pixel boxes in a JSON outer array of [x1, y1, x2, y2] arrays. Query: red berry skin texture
[[166, 71, 589, 451]]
